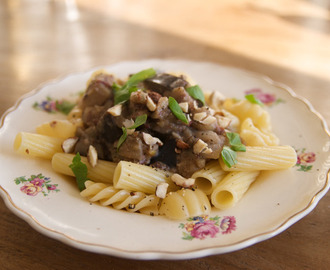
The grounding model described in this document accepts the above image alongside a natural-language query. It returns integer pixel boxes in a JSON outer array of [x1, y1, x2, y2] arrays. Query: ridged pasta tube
[[220, 145, 297, 171], [159, 189, 211, 220], [52, 153, 116, 184], [211, 171, 260, 210], [191, 160, 227, 195], [113, 161, 174, 194], [81, 181, 160, 215], [36, 119, 81, 139], [14, 132, 63, 159]]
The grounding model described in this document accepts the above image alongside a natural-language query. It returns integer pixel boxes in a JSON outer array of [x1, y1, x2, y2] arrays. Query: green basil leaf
[[122, 68, 156, 90], [245, 94, 263, 106], [128, 114, 148, 129], [55, 100, 76, 115], [117, 127, 128, 150], [69, 153, 89, 191], [221, 146, 237, 168], [226, 132, 246, 152], [112, 82, 122, 91], [114, 68, 156, 105], [231, 144, 246, 152], [168, 96, 189, 124], [114, 90, 131, 105], [226, 132, 241, 145], [186, 85, 205, 105], [114, 86, 139, 105]]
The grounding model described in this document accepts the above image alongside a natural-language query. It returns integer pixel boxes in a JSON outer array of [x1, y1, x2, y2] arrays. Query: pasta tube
[[51, 153, 116, 184], [36, 119, 81, 139], [191, 160, 227, 195], [220, 145, 297, 171], [211, 171, 260, 210], [113, 161, 175, 194], [14, 132, 63, 159], [159, 188, 211, 220]]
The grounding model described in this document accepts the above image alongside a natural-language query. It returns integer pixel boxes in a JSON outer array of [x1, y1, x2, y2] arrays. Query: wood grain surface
[[0, 0, 329, 269]]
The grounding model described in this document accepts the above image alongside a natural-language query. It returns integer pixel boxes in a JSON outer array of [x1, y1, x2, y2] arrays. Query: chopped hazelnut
[[193, 139, 213, 154], [193, 112, 207, 121], [171, 174, 195, 188], [155, 183, 169, 198], [179, 102, 189, 113], [146, 96, 157, 111], [142, 132, 163, 146], [215, 115, 232, 129], [123, 119, 135, 134], [199, 115, 216, 125], [130, 90, 147, 103], [61, 137, 79, 153], [87, 145, 98, 167], [107, 104, 122, 116]]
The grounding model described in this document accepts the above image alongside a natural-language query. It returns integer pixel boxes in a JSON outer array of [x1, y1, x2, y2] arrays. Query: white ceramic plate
[[0, 59, 329, 260]]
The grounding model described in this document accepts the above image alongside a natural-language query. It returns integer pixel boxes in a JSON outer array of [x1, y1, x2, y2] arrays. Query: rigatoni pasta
[[113, 161, 176, 194], [36, 119, 81, 139], [211, 171, 260, 210], [14, 132, 63, 159], [191, 160, 227, 195], [52, 153, 116, 184], [219, 145, 297, 171]]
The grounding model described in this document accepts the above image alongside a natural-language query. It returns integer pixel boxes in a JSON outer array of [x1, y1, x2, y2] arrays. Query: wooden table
[[1, 0, 329, 269]]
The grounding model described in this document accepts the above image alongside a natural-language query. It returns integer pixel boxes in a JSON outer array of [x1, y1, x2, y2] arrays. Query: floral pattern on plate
[[295, 148, 316, 172], [14, 173, 60, 196], [179, 215, 237, 240], [33, 96, 76, 115], [245, 88, 284, 106]]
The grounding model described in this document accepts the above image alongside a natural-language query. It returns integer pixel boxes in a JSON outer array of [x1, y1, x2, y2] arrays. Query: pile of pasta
[[13, 75, 297, 220]]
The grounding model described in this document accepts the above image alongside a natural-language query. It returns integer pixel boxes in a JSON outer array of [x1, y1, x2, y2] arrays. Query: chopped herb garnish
[[226, 132, 246, 152], [114, 68, 156, 104], [186, 85, 205, 105], [117, 114, 148, 150], [69, 153, 89, 191], [221, 146, 237, 168], [245, 94, 263, 106], [117, 127, 128, 150], [168, 97, 189, 124], [221, 132, 246, 168], [114, 85, 138, 105], [128, 114, 148, 129], [55, 100, 76, 115]]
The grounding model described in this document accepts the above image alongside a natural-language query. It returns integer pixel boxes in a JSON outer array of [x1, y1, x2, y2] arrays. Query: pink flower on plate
[[220, 216, 237, 234], [245, 88, 276, 105], [20, 183, 42, 196], [190, 220, 220, 239], [297, 152, 316, 165], [47, 184, 57, 190], [30, 177, 45, 187]]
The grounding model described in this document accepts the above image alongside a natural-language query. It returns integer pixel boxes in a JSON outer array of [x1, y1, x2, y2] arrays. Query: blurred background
[[1, 0, 329, 124], [0, 0, 329, 269]]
